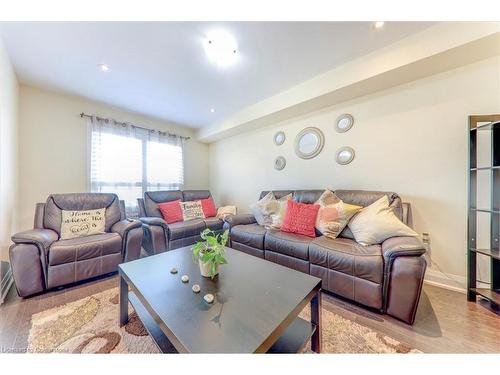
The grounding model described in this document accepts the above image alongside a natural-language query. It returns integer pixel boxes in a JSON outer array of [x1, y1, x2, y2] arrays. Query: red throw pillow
[[158, 199, 183, 224], [200, 197, 217, 218], [281, 200, 320, 238]]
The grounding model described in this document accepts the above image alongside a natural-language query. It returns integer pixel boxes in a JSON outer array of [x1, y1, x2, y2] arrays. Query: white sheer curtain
[[89, 116, 184, 216]]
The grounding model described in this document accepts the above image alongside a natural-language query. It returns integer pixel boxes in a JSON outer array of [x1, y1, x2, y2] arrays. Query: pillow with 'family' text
[[180, 200, 205, 221]]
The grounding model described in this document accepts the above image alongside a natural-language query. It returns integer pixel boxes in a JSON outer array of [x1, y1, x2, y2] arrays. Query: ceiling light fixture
[[374, 21, 385, 29], [203, 30, 238, 67], [210, 108, 216, 113], [99, 64, 110, 72]]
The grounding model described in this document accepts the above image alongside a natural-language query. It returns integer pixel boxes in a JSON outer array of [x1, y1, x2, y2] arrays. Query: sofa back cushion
[[260, 190, 324, 204], [144, 190, 183, 217], [183, 190, 211, 202], [44, 193, 121, 236]]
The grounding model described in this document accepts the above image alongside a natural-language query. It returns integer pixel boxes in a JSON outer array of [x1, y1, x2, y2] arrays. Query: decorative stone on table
[[203, 293, 214, 304], [181, 275, 189, 283], [192, 284, 200, 293], [170, 268, 178, 274]]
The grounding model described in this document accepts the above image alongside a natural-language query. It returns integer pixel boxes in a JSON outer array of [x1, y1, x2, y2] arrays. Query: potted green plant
[[192, 228, 229, 278]]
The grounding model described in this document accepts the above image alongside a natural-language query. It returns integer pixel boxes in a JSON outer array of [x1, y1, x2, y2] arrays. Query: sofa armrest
[[382, 236, 425, 264], [139, 216, 169, 229], [11, 228, 59, 250], [111, 219, 142, 238], [223, 213, 257, 228]]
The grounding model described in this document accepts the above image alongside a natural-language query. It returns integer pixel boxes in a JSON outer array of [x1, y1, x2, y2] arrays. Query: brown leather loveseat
[[223, 189, 427, 325], [9, 193, 143, 297], [138, 190, 224, 254]]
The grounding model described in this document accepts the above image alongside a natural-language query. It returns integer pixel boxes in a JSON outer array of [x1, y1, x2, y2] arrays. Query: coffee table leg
[[119, 274, 129, 327], [311, 290, 322, 353]]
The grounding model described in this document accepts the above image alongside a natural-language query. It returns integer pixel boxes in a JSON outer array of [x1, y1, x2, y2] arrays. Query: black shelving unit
[[468, 114, 500, 309]]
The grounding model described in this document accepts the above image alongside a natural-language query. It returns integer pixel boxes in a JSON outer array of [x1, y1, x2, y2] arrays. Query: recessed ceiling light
[[210, 108, 216, 113], [99, 64, 110, 72], [203, 30, 238, 67], [374, 21, 385, 29]]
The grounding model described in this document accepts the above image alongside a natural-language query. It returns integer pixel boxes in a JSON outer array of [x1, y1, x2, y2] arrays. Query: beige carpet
[[27, 287, 421, 354]]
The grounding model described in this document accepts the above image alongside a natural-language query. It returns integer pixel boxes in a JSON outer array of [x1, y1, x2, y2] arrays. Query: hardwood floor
[[0, 275, 498, 353]]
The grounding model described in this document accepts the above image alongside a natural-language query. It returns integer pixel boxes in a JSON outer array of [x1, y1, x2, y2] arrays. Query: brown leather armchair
[[9, 193, 143, 297], [224, 189, 427, 325]]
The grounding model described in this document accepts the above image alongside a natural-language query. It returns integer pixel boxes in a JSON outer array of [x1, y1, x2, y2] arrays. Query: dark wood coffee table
[[118, 246, 322, 353]]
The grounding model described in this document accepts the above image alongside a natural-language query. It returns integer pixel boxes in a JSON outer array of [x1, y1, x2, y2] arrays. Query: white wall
[[209, 57, 500, 288], [18, 85, 210, 230], [0, 38, 19, 261]]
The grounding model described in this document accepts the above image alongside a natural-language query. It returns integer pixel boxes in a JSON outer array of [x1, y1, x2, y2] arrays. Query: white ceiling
[[0, 22, 434, 128]]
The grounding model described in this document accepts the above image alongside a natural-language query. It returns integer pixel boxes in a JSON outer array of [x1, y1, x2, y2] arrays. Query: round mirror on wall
[[335, 146, 355, 165], [335, 114, 354, 133], [294, 127, 325, 159], [274, 156, 286, 170], [273, 131, 286, 146]]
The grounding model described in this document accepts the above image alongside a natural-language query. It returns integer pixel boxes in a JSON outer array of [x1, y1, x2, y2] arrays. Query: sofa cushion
[[60, 208, 106, 240], [168, 219, 206, 240], [250, 191, 276, 227], [314, 190, 361, 239], [180, 201, 205, 221], [158, 199, 183, 224], [231, 223, 267, 249], [201, 197, 217, 218], [264, 229, 312, 260], [347, 196, 418, 245], [309, 236, 383, 284], [281, 200, 320, 238], [49, 232, 122, 266], [204, 217, 224, 232]]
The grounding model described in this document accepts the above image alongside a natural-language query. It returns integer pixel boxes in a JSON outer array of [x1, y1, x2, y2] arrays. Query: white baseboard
[[424, 267, 466, 294]]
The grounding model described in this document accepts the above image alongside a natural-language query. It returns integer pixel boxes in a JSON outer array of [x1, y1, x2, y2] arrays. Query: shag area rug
[[27, 287, 421, 354]]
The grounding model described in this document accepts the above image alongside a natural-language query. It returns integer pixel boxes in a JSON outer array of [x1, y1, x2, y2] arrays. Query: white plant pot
[[199, 258, 219, 278]]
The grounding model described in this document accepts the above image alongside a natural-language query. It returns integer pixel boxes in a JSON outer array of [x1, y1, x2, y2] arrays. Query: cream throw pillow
[[180, 200, 205, 221], [216, 205, 237, 219], [270, 193, 293, 229], [250, 192, 275, 227], [315, 190, 362, 239], [60, 208, 106, 240], [250, 192, 293, 228], [348, 196, 418, 245]]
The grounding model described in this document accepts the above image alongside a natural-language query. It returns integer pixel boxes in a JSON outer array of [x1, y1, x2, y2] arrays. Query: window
[[89, 119, 184, 216]]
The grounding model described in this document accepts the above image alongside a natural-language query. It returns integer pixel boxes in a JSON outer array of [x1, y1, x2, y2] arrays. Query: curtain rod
[[79, 112, 191, 140]]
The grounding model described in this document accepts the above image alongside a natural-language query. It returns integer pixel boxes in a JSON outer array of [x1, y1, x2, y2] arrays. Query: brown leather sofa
[[9, 193, 143, 297], [223, 189, 426, 325], [138, 190, 224, 254]]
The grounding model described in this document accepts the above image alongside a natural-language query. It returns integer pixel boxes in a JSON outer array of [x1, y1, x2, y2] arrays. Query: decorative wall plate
[[335, 114, 354, 133], [274, 156, 286, 170], [295, 127, 325, 159], [273, 131, 286, 146], [335, 146, 355, 165]]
